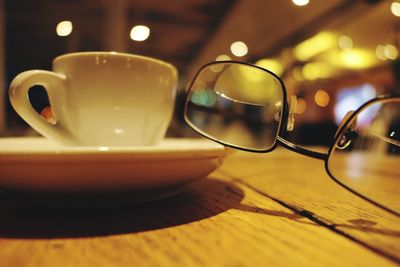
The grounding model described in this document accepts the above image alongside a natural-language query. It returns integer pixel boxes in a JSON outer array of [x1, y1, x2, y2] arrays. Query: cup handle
[[9, 70, 73, 144]]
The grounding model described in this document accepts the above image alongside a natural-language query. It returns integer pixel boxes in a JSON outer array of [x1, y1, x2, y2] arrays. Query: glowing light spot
[[56, 21, 73, 37], [230, 41, 248, 57], [338, 35, 353, 50], [334, 83, 376, 125], [238, 64, 267, 82], [376, 45, 387, 60], [314, 90, 330, 107], [130, 25, 150, 41], [332, 49, 377, 69], [292, 0, 310, 6], [255, 59, 283, 76], [99, 146, 109, 151], [376, 44, 398, 60], [216, 54, 231, 61], [361, 84, 376, 99], [114, 128, 124, 134], [295, 32, 337, 61], [385, 44, 398, 60], [210, 55, 231, 72], [296, 98, 307, 114], [391, 2, 400, 17]]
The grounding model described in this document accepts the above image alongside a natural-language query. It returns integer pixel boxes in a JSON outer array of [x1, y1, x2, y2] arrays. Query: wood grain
[[218, 148, 400, 263], [0, 150, 398, 266]]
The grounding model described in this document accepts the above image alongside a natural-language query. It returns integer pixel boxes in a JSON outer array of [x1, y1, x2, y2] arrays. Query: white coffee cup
[[9, 52, 178, 146]]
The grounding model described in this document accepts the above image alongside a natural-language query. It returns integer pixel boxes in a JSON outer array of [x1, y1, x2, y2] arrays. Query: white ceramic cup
[[9, 52, 178, 146]]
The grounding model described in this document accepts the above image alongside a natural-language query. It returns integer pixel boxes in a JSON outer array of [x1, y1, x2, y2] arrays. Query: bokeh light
[[292, 0, 310, 6], [334, 84, 376, 125], [296, 98, 307, 114], [130, 25, 150, 41], [314, 90, 330, 107], [230, 41, 248, 57], [385, 44, 398, 60], [255, 59, 283, 76], [331, 49, 377, 69], [56, 21, 73, 37], [376, 45, 387, 60], [216, 54, 232, 61], [338, 35, 353, 50], [391, 2, 400, 17], [376, 44, 398, 60], [295, 32, 337, 61]]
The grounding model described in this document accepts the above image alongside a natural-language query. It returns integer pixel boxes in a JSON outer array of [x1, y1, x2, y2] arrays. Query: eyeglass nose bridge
[[335, 111, 355, 138], [334, 110, 358, 149], [336, 128, 359, 149]]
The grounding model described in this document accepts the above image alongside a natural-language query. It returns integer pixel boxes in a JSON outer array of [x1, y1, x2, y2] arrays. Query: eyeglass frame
[[183, 60, 400, 217]]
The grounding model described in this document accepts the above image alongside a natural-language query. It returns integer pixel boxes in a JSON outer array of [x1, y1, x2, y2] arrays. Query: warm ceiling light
[[391, 2, 400, 17], [56, 21, 73, 37], [338, 35, 353, 50], [230, 41, 248, 57], [328, 49, 377, 69], [339, 50, 376, 68], [292, 0, 310, 6], [294, 32, 337, 61], [130, 25, 150, 41], [255, 59, 283, 76], [314, 90, 330, 107]]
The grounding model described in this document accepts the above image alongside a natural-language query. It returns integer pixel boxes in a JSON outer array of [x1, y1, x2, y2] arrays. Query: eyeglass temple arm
[[276, 97, 327, 161], [277, 136, 327, 160], [336, 110, 400, 147], [367, 130, 400, 147]]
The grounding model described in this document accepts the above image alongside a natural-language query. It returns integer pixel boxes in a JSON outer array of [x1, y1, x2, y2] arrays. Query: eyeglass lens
[[185, 63, 284, 151], [185, 62, 399, 214], [328, 98, 400, 213]]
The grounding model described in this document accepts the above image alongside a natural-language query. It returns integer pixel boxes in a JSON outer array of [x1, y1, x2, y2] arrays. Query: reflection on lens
[[185, 62, 284, 151], [328, 98, 400, 213]]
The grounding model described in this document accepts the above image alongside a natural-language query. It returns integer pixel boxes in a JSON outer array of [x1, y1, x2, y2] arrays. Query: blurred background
[[1, 0, 399, 146]]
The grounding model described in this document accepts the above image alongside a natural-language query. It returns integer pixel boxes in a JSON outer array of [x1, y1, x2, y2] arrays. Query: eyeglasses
[[183, 61, 400, 216]]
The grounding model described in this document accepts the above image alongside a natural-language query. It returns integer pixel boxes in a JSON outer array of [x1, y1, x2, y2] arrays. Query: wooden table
[[0, 148, 399, 267]]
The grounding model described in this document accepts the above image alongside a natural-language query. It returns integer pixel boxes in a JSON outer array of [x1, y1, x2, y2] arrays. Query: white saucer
[[0, 137, 226, 204]]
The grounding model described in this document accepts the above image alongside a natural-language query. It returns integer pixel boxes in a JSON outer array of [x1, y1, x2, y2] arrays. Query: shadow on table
[[0, 176, 309, 239], [0, 177, 246, 238]]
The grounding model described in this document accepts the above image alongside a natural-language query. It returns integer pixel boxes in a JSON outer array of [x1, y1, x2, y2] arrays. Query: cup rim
[[53, 51, 177, 71]]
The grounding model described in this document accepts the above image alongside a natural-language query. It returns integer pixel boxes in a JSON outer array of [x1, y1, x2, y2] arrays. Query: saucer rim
[[0, 137, 226, 202], [0, 137, 226, 161]]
